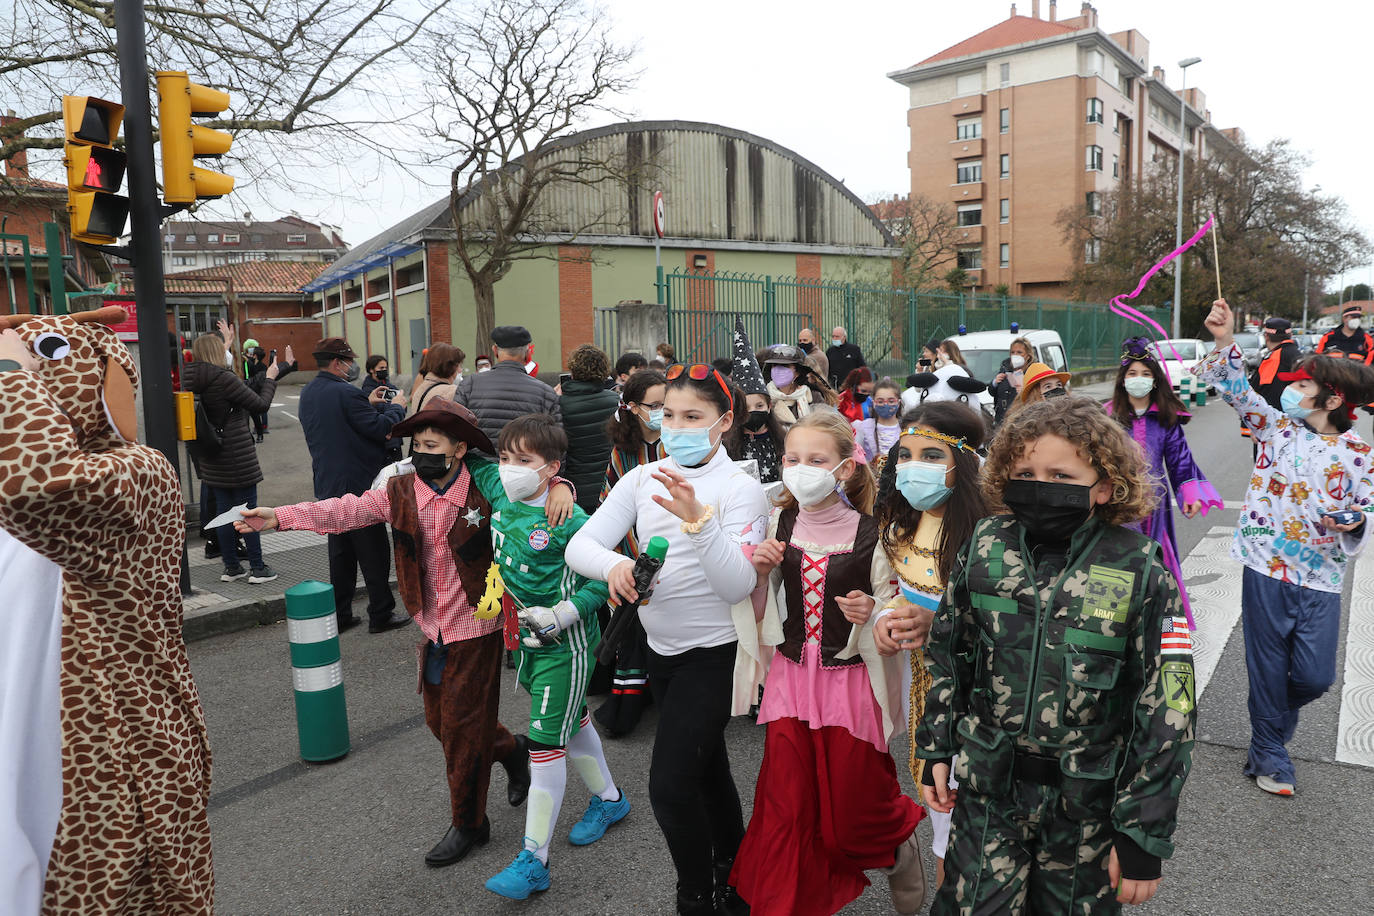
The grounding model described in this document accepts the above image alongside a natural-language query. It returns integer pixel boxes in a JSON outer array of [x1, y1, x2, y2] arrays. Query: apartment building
[[160, 214, 347, 274], [888, 1, 1242, 298]]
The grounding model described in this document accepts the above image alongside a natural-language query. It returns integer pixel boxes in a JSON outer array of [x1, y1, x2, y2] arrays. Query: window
[[171, 255, 194, 266], [957, 203, 982, 227], [1118, 73, 1134, 99], [956, 159, 982, 184], [1043, 344, 1067, 371], [185, 234, 197, 243], [1112, 154, 1120, 178], [1000, 108, 1010, 133], [1149, 100, 1182, 133], [957, 248, 983, 270], [1086, 191, 1102, 215], [286, 233, 307, 244], [1087, 98, 1104, 124], [207, 233, 219, 243], [212, 254, 227, 266], [999, 244, 1010, 268], [223, 233, 240, 244], [999, 154, 1010, 178], [1086, 145, 1103, 171], [1084, 239, 1101, 264], [999, 62, 1010, 85], [1083, 49, 1104, 76], [1000, 198, 1010, 223], [955, 71, 982, 96], [955, 117, 982, 140]]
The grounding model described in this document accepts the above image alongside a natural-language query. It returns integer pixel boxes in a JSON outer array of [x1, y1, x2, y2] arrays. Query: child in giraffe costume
[[0, 309, 214, 915]]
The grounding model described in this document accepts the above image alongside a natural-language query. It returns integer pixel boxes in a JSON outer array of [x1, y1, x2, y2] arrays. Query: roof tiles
[[916, 16, 1076, 67]]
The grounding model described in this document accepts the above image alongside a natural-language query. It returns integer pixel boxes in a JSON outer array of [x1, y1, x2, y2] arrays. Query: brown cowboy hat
[[389, 397, 493, 453], [1019, 362, 1072, 402]]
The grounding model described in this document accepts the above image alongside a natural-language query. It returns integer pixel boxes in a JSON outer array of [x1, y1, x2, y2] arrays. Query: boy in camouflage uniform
[[915, 397, 1195, 914]]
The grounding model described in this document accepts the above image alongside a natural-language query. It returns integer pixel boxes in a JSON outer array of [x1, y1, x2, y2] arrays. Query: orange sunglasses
[[666, 363, 734, 410]]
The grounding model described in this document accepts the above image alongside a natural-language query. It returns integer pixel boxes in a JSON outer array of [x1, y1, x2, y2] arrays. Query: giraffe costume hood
[[0, 307, 214, 914]]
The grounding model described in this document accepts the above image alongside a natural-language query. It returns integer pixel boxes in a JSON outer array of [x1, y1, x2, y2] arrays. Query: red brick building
[[162, 260, 329, 360]]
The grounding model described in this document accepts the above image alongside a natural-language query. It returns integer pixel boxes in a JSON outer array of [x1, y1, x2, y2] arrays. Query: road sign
[[653, 190, 665, 239], [105, 296, 139, 341], [363, 302, 384, 322]]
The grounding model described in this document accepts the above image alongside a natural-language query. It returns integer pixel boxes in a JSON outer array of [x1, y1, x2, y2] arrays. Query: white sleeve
[[688, 472, 769, 604], [566, 465, 641, 581]]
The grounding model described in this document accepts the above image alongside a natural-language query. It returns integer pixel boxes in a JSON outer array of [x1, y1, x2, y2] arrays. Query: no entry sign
[[363, 302, 384, 322]]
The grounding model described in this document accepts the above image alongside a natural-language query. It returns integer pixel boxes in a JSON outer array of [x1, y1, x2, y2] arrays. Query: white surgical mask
[[1123, 377, 1155, 398], [782, 459, 849, 508], [832, 338, 843, 347], [1010, 354, 1026, 369], [499, 462, 547, 502], [1348, 318, 1362, 330]]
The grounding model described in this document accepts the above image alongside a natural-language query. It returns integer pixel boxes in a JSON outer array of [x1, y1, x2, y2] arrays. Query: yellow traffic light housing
[[156, 71, 235, 204], [62, 95, 129, 245]]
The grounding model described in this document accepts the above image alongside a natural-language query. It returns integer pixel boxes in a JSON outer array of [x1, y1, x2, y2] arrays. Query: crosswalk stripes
[[1178, 525, 1244, 699], [1337, 553, 1374, 767]]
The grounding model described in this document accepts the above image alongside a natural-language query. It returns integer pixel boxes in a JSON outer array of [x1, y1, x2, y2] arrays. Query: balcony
[[951, 181, 984, 202], [955, 225, 985, 246], [950, 137, 984, 158], [950, 94, 984, 115]]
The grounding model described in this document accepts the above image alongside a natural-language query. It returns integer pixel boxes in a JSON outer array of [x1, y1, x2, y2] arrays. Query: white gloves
[[519, 600, 581, 648]]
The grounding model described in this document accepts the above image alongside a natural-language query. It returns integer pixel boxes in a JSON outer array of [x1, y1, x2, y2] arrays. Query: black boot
[[714, 859, 749, 915], [424, 818, 490, 867], [676, 889, 715, 916], [500, 734, 530, 806]]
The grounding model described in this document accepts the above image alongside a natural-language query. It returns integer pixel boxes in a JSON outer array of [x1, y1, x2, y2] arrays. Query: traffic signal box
[[156, 71, 234, 204], [62, 96, 130, 245]]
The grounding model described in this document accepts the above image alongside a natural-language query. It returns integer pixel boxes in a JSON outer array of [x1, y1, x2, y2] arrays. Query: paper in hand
[[204, 503, 266, 530]]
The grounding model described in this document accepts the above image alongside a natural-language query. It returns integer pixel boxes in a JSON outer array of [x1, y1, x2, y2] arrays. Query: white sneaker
[[1256, 774, 1295, 796]]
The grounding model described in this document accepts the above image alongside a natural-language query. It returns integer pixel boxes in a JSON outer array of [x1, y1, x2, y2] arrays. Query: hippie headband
[[902, 425, 976, 454]]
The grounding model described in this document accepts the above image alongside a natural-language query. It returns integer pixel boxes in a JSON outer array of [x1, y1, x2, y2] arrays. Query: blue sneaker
[[485, 850, 550, 900], [568, 792, 631, 846]]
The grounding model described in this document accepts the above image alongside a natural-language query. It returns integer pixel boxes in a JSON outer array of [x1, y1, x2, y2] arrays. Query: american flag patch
[[1161, 616, 1192, 656]]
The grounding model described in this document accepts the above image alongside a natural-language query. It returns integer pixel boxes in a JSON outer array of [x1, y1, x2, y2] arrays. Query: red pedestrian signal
[[62, 95, 129, 245]]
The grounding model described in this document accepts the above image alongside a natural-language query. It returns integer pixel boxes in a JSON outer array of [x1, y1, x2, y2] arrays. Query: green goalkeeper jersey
[[466, 457, 607, 652]]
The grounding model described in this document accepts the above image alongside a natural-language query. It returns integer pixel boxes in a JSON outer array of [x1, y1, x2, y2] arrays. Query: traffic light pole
[[114, 0, 191, 594]]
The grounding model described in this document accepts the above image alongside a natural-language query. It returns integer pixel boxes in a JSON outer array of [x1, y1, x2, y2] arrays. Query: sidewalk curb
[[183, 583, 392, 643]]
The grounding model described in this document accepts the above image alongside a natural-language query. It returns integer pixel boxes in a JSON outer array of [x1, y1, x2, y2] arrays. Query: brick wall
[[795, 252, 823, 327], [426, 241, 451, 344], [557, 245, 593, 369]]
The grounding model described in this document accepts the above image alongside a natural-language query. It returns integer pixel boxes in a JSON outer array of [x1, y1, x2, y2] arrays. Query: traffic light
[[62, 95, 130, 245], [156, 71, 234, 204]]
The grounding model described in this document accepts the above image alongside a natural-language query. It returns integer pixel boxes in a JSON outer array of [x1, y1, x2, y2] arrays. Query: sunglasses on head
[[666, 363, 734, 410]]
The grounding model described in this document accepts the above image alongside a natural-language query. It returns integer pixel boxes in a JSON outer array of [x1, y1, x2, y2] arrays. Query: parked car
[[1233, 331, 1262, 369], [1150, 338, 1211, 391], [949, 328, 1069, 412]]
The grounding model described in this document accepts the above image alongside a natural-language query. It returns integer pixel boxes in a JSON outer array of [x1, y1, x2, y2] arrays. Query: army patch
[[1162, 660, 1195, 715], [1161, 616, 1192, 655], [1083, 565, 1134, 623]]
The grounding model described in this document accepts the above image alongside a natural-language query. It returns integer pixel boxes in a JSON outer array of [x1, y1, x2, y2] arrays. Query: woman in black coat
[[184, 333, 282, 583], [990, 336, 1034, 427], [558, 344, 620, 514]]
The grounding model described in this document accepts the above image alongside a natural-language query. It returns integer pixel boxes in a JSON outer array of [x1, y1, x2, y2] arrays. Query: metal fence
[[653, 268, 1171, 375]]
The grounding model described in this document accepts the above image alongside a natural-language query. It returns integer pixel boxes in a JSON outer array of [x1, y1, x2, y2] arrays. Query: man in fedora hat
[[455, 325, 561, 445], [239, 399, 582, 869], [298, 337, 410, 633]]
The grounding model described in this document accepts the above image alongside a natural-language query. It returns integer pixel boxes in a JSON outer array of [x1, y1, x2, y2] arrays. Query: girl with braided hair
[[871, 400, 988, 891]]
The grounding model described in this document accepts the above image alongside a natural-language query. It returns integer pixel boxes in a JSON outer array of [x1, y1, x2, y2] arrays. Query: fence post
[[1091, 306, 1099, 367], [764, 275, 776, 342], [845, 285, 856, 335], [1066, 305, 1076, 367], [1036, 298, 1043, 328], [958, 292, 966, 328], [655, 264, 665, 305], [1000, 296, 1008, 328]]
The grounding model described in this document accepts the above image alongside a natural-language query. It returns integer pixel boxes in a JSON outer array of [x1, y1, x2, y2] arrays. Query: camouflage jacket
[[914, 515, 1196, 860]]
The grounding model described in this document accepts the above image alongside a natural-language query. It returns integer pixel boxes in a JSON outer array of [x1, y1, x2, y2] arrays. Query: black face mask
[[797, 341, 813, 353], [375, 369, 389, 381], [411, 451, 454, 482], [1003, 479, 1095, 542], [744, 409, 771, 431]]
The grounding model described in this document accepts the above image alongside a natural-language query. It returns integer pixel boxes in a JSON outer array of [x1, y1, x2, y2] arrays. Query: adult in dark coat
[[825, 325, 866, 389], [559, 344, 620, 513], [1250, 317, 1301, 410], [455, 325, 561, 444], [298, 337, 410, 633], [183, 334, 282, 582]]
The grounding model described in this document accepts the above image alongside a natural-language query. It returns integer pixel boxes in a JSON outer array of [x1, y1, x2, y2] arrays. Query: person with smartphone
[[1196, 298, 1374, 797]]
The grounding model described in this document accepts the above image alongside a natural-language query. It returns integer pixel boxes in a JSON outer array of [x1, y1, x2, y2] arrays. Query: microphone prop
[[595, 536, 668, 666]]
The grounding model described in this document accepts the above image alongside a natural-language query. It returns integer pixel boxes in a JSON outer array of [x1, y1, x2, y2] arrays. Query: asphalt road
[[195, 381, 1374, 914]]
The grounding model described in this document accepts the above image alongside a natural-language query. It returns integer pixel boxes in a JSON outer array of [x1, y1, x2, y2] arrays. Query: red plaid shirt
[[275, 466, 499, 644]]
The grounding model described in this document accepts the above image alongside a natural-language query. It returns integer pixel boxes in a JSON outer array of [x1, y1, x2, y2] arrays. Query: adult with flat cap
[[455, 325, 561, 444], [298, 337, 411, 633], [1251, 317, 1300, 410]]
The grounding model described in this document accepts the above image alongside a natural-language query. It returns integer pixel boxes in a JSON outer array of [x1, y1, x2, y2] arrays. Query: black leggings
[[647, 641, 743, 899]]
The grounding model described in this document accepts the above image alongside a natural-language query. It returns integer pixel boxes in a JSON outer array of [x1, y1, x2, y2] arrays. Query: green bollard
[[285, 580, 350, 762]]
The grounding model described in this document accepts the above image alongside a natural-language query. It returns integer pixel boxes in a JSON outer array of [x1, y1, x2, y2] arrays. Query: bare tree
[[879, 193, 960, 291], [0, 0, 451, 198], [416, 0, 639, 353]]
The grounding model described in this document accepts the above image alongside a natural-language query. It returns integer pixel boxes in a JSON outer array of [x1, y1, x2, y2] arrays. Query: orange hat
[[1019, 362, 1072, 402]]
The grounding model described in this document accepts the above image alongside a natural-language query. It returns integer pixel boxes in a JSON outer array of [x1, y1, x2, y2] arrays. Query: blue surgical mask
[[874, 402, 900, 419], [1280, 386, 1312, 421], [644, 407, 663, 431], [896, 460, 953, 511], [661, 415, 725, 467]]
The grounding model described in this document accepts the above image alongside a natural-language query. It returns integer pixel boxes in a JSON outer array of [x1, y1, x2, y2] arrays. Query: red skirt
[[731, 717, 924, 916]]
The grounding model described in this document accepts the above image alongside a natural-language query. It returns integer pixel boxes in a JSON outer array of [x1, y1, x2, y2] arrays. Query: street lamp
[[1172, 56, 1202, 338]]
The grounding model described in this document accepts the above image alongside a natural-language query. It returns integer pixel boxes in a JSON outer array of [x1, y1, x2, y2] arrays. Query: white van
[[947, 328, 1069, 410]]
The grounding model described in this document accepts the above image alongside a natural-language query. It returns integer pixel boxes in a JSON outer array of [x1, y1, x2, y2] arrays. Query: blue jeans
[[1240, 566, 1341, 784], [211, 484, 264, 571]]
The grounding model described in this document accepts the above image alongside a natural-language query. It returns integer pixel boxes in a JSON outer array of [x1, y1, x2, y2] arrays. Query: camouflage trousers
[[932, 781, 1120, 916]]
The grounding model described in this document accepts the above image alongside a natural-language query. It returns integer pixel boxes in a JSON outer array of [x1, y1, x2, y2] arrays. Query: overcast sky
[[202, 0, 1374, 292]]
